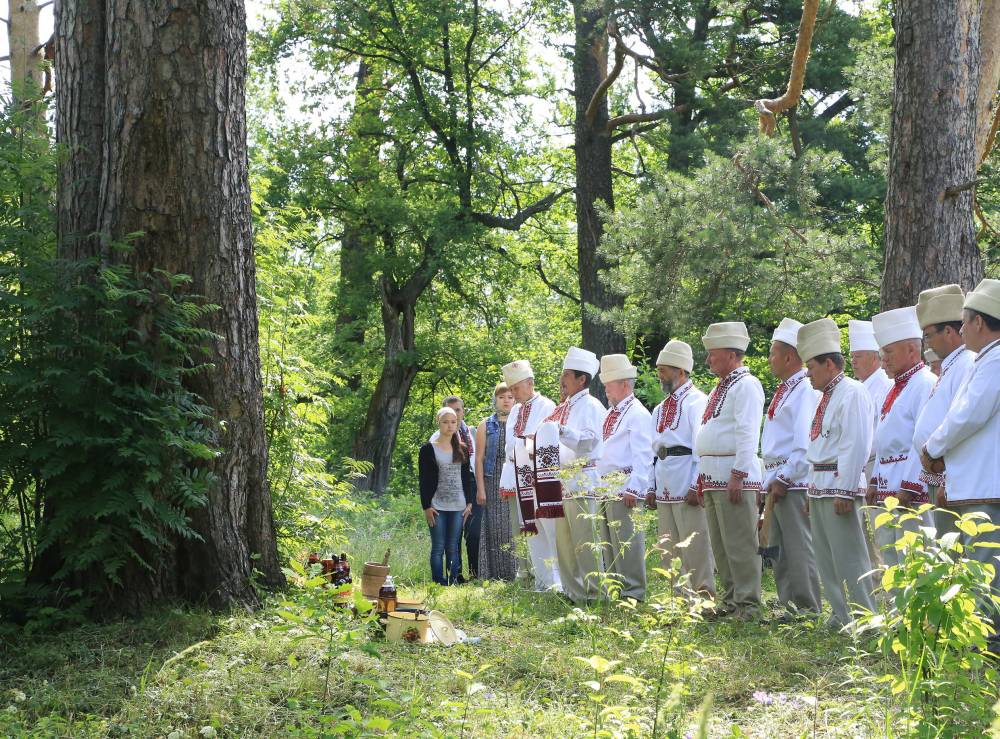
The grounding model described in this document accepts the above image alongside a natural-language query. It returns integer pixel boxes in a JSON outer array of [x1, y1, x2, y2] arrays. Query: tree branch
[[732, 154, 808, 244], [609, 119, 667, 144], [818, 92, 855, 121], [584, 37, 626, 128], [471, 187, 574, 230], [536, 258, 581, 304], [606, 105, 685, 133]]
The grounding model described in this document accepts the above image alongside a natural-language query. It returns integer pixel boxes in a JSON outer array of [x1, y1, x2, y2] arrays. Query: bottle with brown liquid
[[339, 552, 352, 584], [377, 575, 397, 614]]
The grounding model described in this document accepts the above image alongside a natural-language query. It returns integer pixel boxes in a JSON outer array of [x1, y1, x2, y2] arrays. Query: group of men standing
[[496, 278, 1000, 632]]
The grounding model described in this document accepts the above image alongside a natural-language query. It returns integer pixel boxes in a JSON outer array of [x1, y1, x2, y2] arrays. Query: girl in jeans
[[418, 407, 475, 585]]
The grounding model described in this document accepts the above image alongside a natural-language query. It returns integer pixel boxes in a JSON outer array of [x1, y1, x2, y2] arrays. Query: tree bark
[[881, 0, 984, 309], [335, 61, 378, 390], [8, 0, 43, 96], [574, 0, 624, 401], [351, 280, 420, 493], [975, 0, 1000, 165], [52, 0, 282, 610]]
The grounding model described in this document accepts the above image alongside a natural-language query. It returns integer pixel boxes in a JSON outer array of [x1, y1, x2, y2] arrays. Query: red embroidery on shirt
[[656, 383, 692, 433], [603, 396, 635, 440], [513, 397, 534, 437], [545, 392, 587, 425], [767, 372, 806, 420], [701, 367, 750, 425], [810, 373, 844, 441], [880, 362, 925, 421]]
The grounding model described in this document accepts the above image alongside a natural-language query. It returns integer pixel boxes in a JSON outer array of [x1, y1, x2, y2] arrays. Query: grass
[[0, 502, 988, 737]]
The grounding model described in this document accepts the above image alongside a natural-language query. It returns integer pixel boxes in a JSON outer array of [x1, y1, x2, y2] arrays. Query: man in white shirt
[[911, 285, 976, 535], [799, 319, 876, 629], [921, 279, 1000, 640], [761, 318, 821, 616], [868, 307, 935, 567], [848, 319, 892, 567], [543, 347, 607, 604], [645, 340, 714, 597], [429, 395, 478, 580], [498, 360, 556, 588], [596, 354, 653, 601], [694, 322, 765, 620]]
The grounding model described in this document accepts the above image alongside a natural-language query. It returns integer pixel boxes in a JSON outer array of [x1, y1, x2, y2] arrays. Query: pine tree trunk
[[52, 0, 282, 610], [881, 0, 984, 309], [351, 284, 419, 493], [574, 0, 624, 401]]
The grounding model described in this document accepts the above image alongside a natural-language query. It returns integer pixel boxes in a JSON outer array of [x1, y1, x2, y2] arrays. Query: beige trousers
[[555, 497, 605, 603], [810, 497, 876, 627], [704, 490, 762, 613], [507, 496, 533, 581], [655, 501, 715, 596], [599, 498, 647, 601], [771, 489, 821, 613]]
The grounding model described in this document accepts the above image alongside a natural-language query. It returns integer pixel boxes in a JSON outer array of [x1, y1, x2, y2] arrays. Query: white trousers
[[528, 518, 561, 591]]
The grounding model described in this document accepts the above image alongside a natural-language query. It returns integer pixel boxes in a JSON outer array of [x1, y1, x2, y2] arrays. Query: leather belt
[[657, 445, 692, 459]]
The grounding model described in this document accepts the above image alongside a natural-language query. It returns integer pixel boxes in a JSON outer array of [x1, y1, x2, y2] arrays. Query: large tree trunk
[[52, 0, 282, 610], [975, 1, 1000, 164], [352, 282, 419, 493], [881, 0, 984, 309], [335, 61, 379, 390], [574, 0, 624, 401]]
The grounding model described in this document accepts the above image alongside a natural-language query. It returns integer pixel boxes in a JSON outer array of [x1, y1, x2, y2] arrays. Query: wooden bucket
[[361, 562, 389, 598]]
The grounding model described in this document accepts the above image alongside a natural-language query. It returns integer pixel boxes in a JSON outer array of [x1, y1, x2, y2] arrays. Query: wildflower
[[11, 690, 26, 703], [200, 727, 218, 738], [752, 690, 775, 706]]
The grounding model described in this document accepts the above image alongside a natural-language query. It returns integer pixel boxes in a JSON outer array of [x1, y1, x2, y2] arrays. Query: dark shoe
[[703, 605, 735, 622]]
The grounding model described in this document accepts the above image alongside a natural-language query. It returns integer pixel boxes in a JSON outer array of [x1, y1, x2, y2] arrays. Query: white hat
[[599, 354, 637, 384], [964, 278, 1000, 321], [771, 318, 803, 348], [797, 318, 842, 363], [562, 346, 599, 376], [916, 284, 965, 329], [502, 360, 533, 387], [924, 348, 940, 364], [873, 306, 922, 348], [656, 340, 694, 372], [848, 320, 879, 353], [701, 321, 750, 351]]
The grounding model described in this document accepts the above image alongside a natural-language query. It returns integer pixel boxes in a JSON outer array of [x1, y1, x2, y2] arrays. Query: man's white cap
[[924, 348, 940, 364], [771, 318, 803, 348], [916, 284, 964, 329], [964, 278, 1000, 321], [701, 321, 750, 351], [502, 360, 533, 387], [797, 319, 842, 363], [599, 354, 637, 384], [873, 306, 922, 348], [848, 320, 879, 353], [562, 346, 599, 376], [656, 340, 694, 372]]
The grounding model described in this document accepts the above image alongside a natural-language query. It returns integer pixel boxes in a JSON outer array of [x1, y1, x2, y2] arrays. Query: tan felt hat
[[502, 360, 533, 387], [656, 340, 694, 372], [916, 284, 964, 329], [964, 278, 1000, 321], [599, 354, 637, 384], [797, 318, 841, 363], [701, 321, 750, 351]]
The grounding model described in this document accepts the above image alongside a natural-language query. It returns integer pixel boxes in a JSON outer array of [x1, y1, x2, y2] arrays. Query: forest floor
[[0, 503, 961, 738]]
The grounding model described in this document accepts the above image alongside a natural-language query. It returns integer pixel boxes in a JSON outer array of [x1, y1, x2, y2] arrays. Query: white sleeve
[[625, 412, 653, 498], [559, 405, 601, 456], [778, 389, 815, 486], [836, 387, 873, 498], [926, 368, 1000, 458], [731, 382, 764, 479], [687, 394, 706, 492]]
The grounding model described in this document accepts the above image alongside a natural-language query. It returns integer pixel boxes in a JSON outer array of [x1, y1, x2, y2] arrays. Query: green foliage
[[602, 136, 879, 353], [857, 500, 1000, 736]]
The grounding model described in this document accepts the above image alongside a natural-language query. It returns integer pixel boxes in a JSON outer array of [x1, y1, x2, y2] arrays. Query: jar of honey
[[377, 575, 398, 614]]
